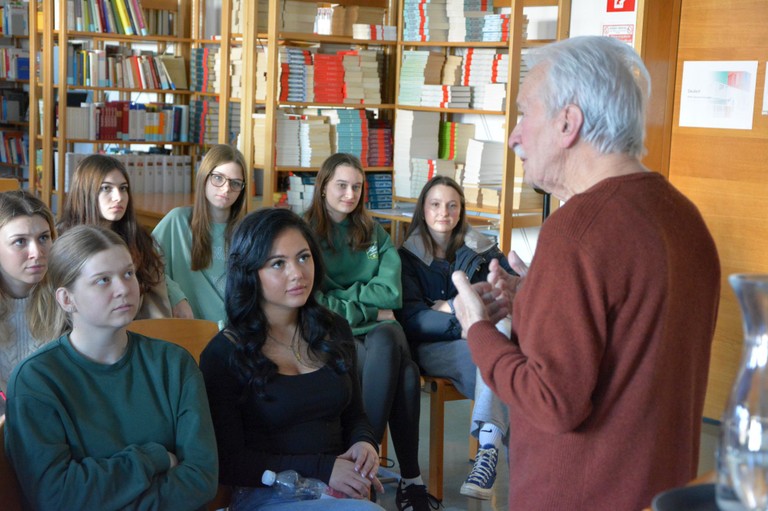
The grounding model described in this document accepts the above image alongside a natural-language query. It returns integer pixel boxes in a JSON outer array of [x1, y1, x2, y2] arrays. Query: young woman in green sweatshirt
[[153, 145, 247, 326], [305, 153, 437, 511], [5, 225, 218, 510]]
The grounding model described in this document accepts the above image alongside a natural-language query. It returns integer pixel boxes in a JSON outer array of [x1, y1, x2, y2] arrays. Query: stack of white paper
[[398, 50, 444, 105]]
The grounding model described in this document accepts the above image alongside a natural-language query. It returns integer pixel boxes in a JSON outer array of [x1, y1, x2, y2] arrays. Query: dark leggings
[[355, 322, 422, 479]]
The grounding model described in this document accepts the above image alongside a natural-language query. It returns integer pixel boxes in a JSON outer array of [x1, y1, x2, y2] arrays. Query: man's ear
[[559, 104, 583, 148]]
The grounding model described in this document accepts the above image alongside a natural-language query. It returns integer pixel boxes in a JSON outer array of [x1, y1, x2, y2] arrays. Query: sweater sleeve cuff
[[138, 442, 171, 473]]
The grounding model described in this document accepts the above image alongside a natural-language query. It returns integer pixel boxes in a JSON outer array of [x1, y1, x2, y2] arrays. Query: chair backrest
[[0, 422, 24, 511], [127, 318, 220, 362], [0, 178, 20, 192]]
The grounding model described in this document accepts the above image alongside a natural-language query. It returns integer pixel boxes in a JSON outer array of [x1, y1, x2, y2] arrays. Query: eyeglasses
[[208, 172, 245, 192]]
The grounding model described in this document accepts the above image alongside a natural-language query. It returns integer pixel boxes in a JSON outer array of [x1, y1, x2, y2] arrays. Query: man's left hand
[[451, 271, 508, 338]]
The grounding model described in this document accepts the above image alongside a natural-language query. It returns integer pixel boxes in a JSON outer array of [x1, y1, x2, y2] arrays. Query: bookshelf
[[0, 1, 30, 185], [392, 0, 571, 252], [29, 0, 247, 212], [252, 0, 397, 211]]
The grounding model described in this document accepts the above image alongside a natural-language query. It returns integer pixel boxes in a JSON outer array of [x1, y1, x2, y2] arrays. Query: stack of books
[[421, 85, 471, 108], [335, 109, 370, 164], [282, 0, 317, 33], [287, 173, 316, 213], [359, 49, 384, 104], [275, 113, 301, 166], [299, 115, 332, 167], [366, 173, 393, 209], [403, 0, 449, 41], [398, 50, 444, 106], [313, 53, 344, 103], [229, 46, 243, 99], [190, 47, 219, 93], [255, 47, 268, 101], [368, 118, 392, 167], [252, 113, 267, 166], [279, 47, 314, 102], [482, 13, 510, 42], [393, 110, 439, 198], [189, 100, 219, 145], [341, 52, 365, 104], [446, 0, 494, 42], [438, 121, 476, 163], [332, 5, 386, 36], [471, 83, 506, 111], [410, 158, 455, 197], [463, 139, 505, 187], [227, 102, 241, 146], [442, 54, 463, 85], [459, 48, 501, 86], [352, 24, 397, 41]]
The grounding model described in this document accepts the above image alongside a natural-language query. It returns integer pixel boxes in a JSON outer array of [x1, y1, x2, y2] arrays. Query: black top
[[199, 322, 377, 487]]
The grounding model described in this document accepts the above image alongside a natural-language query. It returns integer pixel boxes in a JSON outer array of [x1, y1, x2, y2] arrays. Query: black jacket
[[395, 227, 515, 345]]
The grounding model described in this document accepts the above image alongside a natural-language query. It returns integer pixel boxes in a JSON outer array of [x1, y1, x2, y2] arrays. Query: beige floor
[[376, 393, 720, 511]]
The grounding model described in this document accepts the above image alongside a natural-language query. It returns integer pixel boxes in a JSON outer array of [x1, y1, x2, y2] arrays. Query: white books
[[393, 109, 439, 198], [463, 139, 505, 186]]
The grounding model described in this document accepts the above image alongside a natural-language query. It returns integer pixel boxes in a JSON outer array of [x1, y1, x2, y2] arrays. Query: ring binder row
[[56, 150, 192, 195]]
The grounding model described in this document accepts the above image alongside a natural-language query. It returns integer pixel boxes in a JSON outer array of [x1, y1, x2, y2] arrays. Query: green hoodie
[[316, 219, 402, 335]]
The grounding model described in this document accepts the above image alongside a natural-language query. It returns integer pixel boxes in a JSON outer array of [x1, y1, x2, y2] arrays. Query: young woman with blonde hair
[[153, 144, 247, 325], [5, 225, 218, 509], [57, 154, 171, 318], [0, 191, 55, 413]]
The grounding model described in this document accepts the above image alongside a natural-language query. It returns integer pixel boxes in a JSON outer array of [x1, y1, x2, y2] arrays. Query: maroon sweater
[[469, 172, 720, 511]]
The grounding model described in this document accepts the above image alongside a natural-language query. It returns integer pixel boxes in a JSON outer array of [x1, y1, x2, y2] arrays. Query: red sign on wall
[[607, 0, 636, 12]]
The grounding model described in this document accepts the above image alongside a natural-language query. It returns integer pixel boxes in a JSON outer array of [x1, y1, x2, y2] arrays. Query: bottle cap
[[262, 470, 277, 486]]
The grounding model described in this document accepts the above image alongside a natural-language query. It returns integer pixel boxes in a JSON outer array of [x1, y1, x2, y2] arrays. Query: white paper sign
[[679, 61, 757, 130], [762, 63, 768, 115]]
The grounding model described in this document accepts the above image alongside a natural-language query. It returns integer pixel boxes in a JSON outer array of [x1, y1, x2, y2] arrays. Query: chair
[[127, 318, 220, 362], [0, 422, 24, 511], [126, 318, 231, 510], [0, 178, 20, 192], [421, 375, 478, 501]]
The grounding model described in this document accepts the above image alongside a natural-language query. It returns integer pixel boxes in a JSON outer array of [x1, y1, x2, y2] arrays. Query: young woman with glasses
[[153, 144, 247, 325], [57, 154, 171, 319]]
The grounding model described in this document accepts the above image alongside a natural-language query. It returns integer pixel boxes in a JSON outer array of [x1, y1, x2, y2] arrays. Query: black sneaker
[[396, 482, 442, 511]]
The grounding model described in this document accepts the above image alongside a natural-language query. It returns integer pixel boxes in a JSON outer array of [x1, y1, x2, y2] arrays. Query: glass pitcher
[[717, 274, 768, 511]]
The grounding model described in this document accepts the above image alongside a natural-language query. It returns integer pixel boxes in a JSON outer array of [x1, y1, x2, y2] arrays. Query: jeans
[[230, 487, 385, 511], [415, 339, 476, 399]]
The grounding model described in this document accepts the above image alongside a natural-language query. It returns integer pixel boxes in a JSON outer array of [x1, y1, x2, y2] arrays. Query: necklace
[[267, 325, 303, 363]]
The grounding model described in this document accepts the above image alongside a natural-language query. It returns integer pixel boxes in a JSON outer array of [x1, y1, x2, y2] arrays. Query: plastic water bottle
[[262, 470, 330, 500]]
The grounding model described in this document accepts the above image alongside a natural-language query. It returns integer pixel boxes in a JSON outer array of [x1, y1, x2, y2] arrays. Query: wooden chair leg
[[428, 379, 447, 502], [380, 425, 388, 466]]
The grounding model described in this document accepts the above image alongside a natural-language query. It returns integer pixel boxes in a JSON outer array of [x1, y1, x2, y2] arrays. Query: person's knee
[[365, 323, 406, 357]]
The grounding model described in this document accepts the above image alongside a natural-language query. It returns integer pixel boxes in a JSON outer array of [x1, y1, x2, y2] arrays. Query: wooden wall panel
[[670, 0, 768, 419]]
